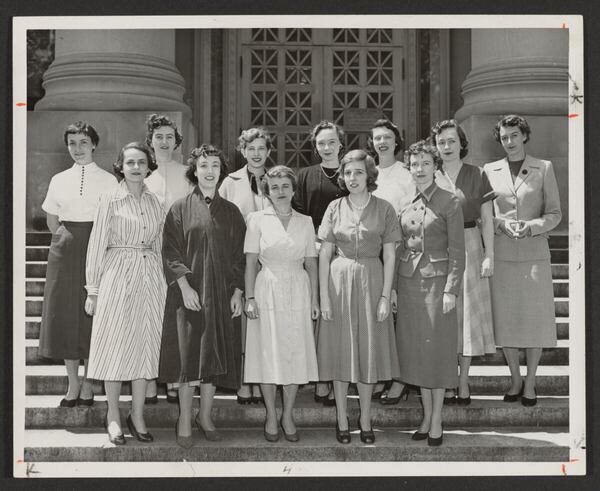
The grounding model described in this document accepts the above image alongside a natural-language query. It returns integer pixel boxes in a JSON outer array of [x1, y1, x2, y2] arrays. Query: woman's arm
[[319, 242, 335, 320], [244, 252, 260, 319], [377, 242, 396, 322], [480, 200, 494, 277], [304, 256, 320, 320], [84, 194, 112, 315], [46, 214, 60, 234]]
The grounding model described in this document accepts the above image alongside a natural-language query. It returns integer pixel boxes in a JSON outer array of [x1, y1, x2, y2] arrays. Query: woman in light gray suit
[[483, 115, 562, 407]]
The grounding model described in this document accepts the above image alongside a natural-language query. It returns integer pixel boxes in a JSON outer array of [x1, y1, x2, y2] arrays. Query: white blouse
[[372, 161, 415, 216], [41, 162, 118, 222], [145, 160, 193, 212]]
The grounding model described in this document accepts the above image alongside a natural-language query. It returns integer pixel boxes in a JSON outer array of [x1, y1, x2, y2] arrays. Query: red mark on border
[[16, 459, 23, 464], [571, 459, 580, 463], [16, 103, 27, 107], [562, 463, 566, 475], [562, 23, 567, 28], [568, 114, 579, 118]]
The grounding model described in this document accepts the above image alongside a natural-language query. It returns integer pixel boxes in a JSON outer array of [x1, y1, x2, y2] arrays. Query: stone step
[[23, 277, 571, 299], [26, 246, 50, 262], [26, 263, 48, 278], [26, 232, 52, 246], [25, 392, 568, 430], [23, 315, 571, 342], [22, 338, 571, 367], [23, 426, 569, 462], [550, 249, 568, 263], [18, 295, 559, 317], [548, 235, 568, 249], [24, 366, 570, 397]]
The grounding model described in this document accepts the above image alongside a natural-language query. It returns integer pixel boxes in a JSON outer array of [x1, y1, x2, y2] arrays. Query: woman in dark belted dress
[[39, 121, 117, 407], [393, 140, 465, 446], [159, 144, 246, 448]]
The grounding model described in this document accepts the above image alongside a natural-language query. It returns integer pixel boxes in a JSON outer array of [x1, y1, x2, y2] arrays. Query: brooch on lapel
[[521, 169, 528, 175]]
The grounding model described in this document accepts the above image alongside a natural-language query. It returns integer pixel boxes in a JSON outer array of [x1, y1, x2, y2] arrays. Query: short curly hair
[[185, 144, 229, 186], [430, 119, 469, 159], [337, 149, 378, 193], [310, 121, 345, 155], [63, 121, 100, 148], [367, 119, 404, 164], [145, 113, 183, 150], [261, 165, 298, 197], [493, 114, 531, 144], [404, 140, 442, 170], [236, 127, 273, 152], [113, 142, 157, 178]]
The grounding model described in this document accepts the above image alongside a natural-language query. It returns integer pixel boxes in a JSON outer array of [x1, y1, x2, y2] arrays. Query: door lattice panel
[[242, 29, 404, 169]]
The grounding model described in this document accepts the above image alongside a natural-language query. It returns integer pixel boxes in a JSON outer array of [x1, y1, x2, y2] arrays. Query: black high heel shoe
[[104, 417, 126, 445], [503, 381, 525, 403], [357, 418, 375, 444], [335, 417, 351, 444], [521, 388, 537, 407], [280, 418, 299, 442], [456, 384, 471, 406], [175, 419, 194, 449], [76, 394, 95, 407], [427, 425, 444, 446], [380, 385, 410, 405], [411, 430, 429, 441], [126, 414, 154, 442]]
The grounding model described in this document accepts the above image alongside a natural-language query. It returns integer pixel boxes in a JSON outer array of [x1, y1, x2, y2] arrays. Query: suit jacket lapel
[[514, 155, 537, 193], [498, 158, 517, 197]]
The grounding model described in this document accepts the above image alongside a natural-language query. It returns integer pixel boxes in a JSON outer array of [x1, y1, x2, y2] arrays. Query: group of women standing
[[38, 112, 561, 448]]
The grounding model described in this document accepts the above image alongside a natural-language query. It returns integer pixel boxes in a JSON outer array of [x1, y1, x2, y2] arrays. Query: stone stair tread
[[23, 426, 570, 462], [23, 363, 570, 377]]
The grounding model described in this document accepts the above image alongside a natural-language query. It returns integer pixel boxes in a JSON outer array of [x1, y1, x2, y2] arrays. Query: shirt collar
[[192, 185, 220, 204], [412, 182, 438, 203], [263, 205, 297, 217], [71, 161, 98, 170], [113, 179, 153, 200]]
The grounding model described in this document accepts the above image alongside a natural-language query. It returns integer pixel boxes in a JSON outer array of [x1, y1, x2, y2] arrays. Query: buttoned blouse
[[318, 195, 401, 259], [434, 163, 496, 222], [145, 160, 193, 212], [42, 162, 118, 221], [85, 180, 166, 295], [372, 161, 415, 216]]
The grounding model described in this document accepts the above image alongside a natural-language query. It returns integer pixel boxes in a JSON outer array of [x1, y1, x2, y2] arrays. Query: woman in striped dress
[[85, 142, 167, 445]]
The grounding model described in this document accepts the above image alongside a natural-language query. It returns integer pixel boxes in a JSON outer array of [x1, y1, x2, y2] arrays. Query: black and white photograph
[[11, 14, 585, 478]]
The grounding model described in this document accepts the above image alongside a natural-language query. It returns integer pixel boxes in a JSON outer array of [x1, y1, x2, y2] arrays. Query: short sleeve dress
[[243, 208, 319, 385], [158, 188, 246, 388], [85, 181, 167, 380], [435, 164, 496, 356], [317, 195, 401, 383], [39, 162, 117, 360]]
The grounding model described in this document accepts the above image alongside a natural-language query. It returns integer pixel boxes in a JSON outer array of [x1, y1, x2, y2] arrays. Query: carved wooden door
[[240, 28, 406, 170]]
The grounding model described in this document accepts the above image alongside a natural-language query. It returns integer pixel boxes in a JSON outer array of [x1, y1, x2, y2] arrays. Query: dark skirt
[[396, 269, 458, 389], [39, 221, 94, 359]]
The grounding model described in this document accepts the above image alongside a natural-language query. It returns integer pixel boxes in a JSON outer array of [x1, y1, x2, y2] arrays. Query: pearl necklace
[[320, 164, 339, 179], [348, 193, 371, 211], [275, 209, 293, 217]]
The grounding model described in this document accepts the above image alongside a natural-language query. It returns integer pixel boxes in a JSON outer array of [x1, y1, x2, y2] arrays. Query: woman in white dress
[[368, 118, 415, 404], [143, 113, 192, 405], [85, 142, 167, 445], [244, 165, 320, 442]]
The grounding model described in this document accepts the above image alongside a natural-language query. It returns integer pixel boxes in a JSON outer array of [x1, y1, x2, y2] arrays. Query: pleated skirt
[[317, 256, 400, 384], [396, 270, 458, 389], [39, 221, 93, 360], [457, 227, 496, 356], [491, 258, 557, 348]]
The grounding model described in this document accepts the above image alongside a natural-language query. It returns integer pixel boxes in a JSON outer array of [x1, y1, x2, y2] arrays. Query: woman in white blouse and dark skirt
[[39, 121, 117, 407]]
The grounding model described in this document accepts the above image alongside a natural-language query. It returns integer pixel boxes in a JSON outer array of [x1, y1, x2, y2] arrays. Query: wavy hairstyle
[[113, 141, 157, 177], [430, 119, 469, 159], [63, 121, 100, 148], [145, 113, 183, 150], [185, 144, 229, 186], [367, 119, 404, 164], [493, 114, 531, 144], [403, 139, 443, 170], [337, 149, 378, 193]]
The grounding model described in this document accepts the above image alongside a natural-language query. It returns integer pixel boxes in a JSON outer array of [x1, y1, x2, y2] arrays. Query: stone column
[[29, 29, 195, 230], [455, 28, 569, 233]]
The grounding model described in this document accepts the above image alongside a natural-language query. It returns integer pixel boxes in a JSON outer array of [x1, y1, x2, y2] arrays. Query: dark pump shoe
[[144, 395, 159, 405], [195, 414, 222, 442], [280, 419, 299, 442], [175, 420, 193, 449], [126, 414, 154, 442], [380, 386, 410, 405], [427, 432, 443, 447], [411, 430, 429, 441], [357, 418, 375, 444], [59, 397, 78, 408], [76, 394, 95, 407], [104, 417, 126, 446], [335, 418, 351, 444], [166, 392, 179, 404], [263, 422, 280, 443], [521, 389, 538, 407], [503, 381, 525, 403]]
